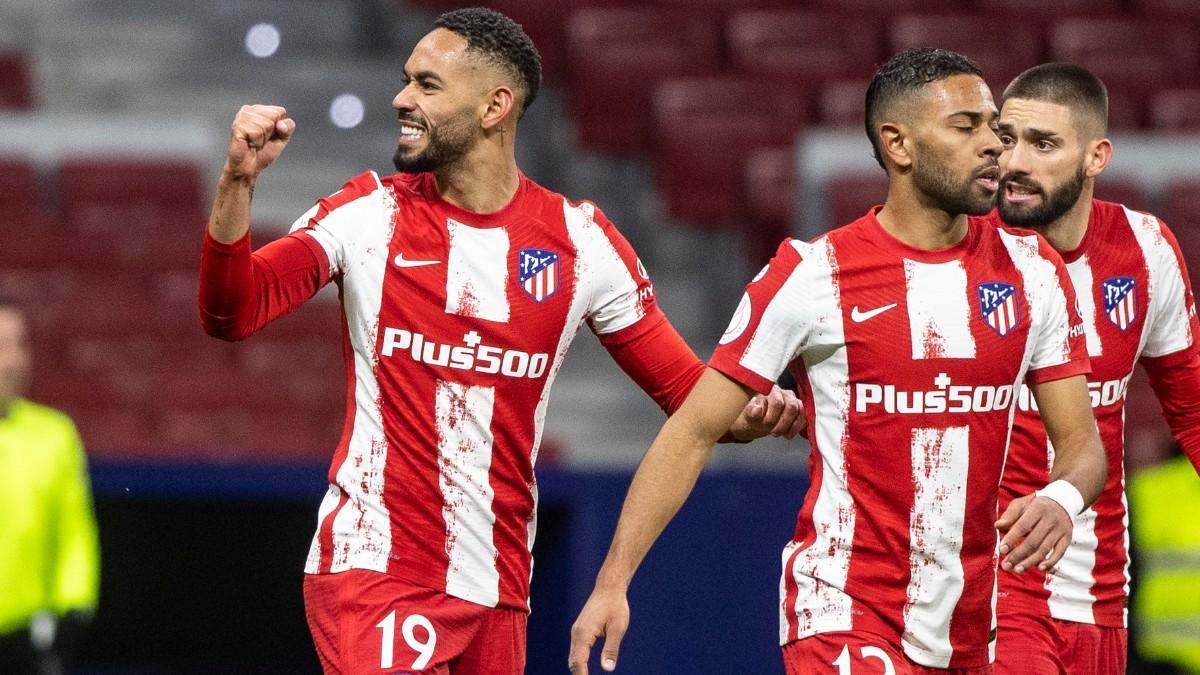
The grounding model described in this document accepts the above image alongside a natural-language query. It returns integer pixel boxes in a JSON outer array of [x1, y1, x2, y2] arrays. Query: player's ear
[[481, 85, 515, 131], [879, 122, 913, 171], [1083, 137, 1112, 178]]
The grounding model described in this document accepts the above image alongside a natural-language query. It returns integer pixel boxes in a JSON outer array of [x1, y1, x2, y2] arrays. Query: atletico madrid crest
[[518, 248, 559, 302], [978, 281, 1020, 337], [1102, 276, 1137, 331]]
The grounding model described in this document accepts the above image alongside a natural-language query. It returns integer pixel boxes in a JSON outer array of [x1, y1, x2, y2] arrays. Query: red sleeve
[[1141, 347, 1200, 472], [197, 229, 330, 341], [597, 308, 705, 417]]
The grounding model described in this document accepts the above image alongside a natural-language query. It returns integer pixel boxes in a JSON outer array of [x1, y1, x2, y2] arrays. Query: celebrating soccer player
[[568, 49, 1108, 675], [988, 63, 1200, 675], [197, 8, 802, 674]]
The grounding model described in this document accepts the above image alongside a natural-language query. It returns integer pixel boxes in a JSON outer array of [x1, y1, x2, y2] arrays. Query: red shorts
[[994, 611, 1127, 675], [302, 569, 526, 674], [782, 632, 994, 675]]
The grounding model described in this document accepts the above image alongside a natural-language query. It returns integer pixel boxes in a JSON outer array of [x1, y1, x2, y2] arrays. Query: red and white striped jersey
[[277, 170, 670, 611], [709, 209, 1089, 669], [994, 201, 1200, 628]]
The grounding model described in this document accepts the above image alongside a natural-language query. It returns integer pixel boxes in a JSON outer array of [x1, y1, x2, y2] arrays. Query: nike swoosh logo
[[850, 303, 897, 322], [393, 252, 440, 268]]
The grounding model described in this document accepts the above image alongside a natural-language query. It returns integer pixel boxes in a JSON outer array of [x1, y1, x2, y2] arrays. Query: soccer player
[[568, 49, 1108, 675], [197, 8, 802, 674], [989, 64, 1200, 675]]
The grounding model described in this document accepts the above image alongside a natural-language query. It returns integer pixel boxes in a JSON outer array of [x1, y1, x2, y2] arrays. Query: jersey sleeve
[[1141, 348, 1200, 472], [1026, 239, 1091, 384], [1141, 217, 1200, 359], [288, 170, 388, 278], [598, 313, 705, 416], [49, 417, 99, 615], [575, 203, 658, 337], [708, 239, 811, 395]]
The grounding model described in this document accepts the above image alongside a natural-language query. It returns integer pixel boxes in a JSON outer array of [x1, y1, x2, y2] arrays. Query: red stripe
[[317, 309, 362, 573]]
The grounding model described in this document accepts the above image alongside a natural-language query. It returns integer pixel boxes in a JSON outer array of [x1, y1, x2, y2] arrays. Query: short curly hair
[[435, 7, 542, 119], [865, 48, 984, 169]]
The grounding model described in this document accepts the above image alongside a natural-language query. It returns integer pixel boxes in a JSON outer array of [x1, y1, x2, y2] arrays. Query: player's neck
[[433, 139, 521, 215], [876, 189, 970, 251], [1036, 183, 1095, 254]]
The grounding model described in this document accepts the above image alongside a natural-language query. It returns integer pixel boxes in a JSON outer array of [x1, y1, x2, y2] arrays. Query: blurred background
[[0, 0, 1198, 672]]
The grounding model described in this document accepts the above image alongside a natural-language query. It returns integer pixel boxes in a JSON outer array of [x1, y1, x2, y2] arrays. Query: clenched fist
[[223, 104, 295, 183]]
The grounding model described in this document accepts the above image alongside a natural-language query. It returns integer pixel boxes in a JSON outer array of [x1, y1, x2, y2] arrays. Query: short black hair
[[435, 7, 542, 118], [1003, 63, 1109, 137], [865, 48, 984, 169]]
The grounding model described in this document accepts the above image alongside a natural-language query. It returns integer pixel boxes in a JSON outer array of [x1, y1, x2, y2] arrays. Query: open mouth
[[398, 121, 427, 144], [975, 165, 1000, 192], [1003, 179, 1041, 204]]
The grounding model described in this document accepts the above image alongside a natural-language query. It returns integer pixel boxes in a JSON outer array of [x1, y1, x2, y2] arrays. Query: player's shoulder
[[12, 398, 78, 435]]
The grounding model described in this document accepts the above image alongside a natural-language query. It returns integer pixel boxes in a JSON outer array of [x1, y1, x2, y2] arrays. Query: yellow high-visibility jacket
[[1130, 455, 1200, 674], [0, 398, 100, 634]]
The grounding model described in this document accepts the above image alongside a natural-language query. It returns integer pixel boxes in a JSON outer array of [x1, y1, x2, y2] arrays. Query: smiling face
[[391, 28, 492, 174], [907, 74, 1004, 216], [996, 97, 1090, 229]]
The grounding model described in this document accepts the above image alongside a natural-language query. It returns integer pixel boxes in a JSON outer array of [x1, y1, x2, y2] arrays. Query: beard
[[912, 141, 997, 217], [392, 108, 476, 174], [997, 167, 1086, 229]]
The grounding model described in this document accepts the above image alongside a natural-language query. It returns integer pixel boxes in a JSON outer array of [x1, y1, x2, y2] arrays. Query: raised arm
[[997, 374, 1106, 574], [568, 368, 753, 674], [209, 105, 294, 244]]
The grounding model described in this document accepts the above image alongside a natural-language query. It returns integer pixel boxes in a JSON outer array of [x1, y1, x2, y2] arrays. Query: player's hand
[[569, 586, 629, 674], [995, 493, 1073, 575], [729, 385, 806, 441], [223, 104, 295, 183]]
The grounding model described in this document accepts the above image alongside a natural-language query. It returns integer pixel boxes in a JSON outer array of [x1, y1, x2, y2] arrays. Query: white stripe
[[1125, 205, 1192, 357], [780, 239, 856, 644], [305, 484, 343, 572], [904, 259, 976, 359], [901, 426, 969, 668], [997, 230, 1073, 373], [437, 380, 500, 607], [1066, 255, 1103, 356], [446, 219, 510, 323], [322, 187, 396, 573], [1046, 507, 1099, 623]]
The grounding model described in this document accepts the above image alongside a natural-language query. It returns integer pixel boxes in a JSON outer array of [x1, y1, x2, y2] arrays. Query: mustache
[[999, 173, 1042, 193]]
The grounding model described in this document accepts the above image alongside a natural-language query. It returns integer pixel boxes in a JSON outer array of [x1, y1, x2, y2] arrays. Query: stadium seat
[[56, 159, 206, 233], [973, 0, 1122, 18], [1133, 0, 1200, 19], [819, 78, 871, 128], [0, 52, 33, 109], [0, 157, 41, 215], [743, 146, 797, 265], [726, 10, 883, 87], [566, 8, 721, 152], [1149, 89, 1200, 130], [1049, 19, 1200, 98], [1093, 180, 1146, 211], [1105, 87, 1146, 130], [1163, 180, 1200, 262], [651, 77, 809, 223], [827, 173, 889, 232], [888, 14, 1043, 94], [807, 0, 961, 12]]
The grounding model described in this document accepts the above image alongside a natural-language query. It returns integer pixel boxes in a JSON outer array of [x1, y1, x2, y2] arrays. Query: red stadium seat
[[1149, 89, 1200, 130], [1163, 180, 1200, 263], [56, 159, 206, 233], [0, 53, 34, 110], [973, 0, 1122, 18], [1133, 0, 1200, 19], [65, 406, 159, 459], [1093, 180, 1146, 211], [1050, 19, 1200, 98], [827, 173, 889, 232], [743, 146, 797, 265], [0, 157, 41, 214], [566, 8, 721, 152], [1104, 87, 1146, 131], [726, 10, 883, 87], [888, 14, 1043, 95], [808, 0, 961, 13], [652, 77, 809, 223], [819, 78, 871, 128]]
